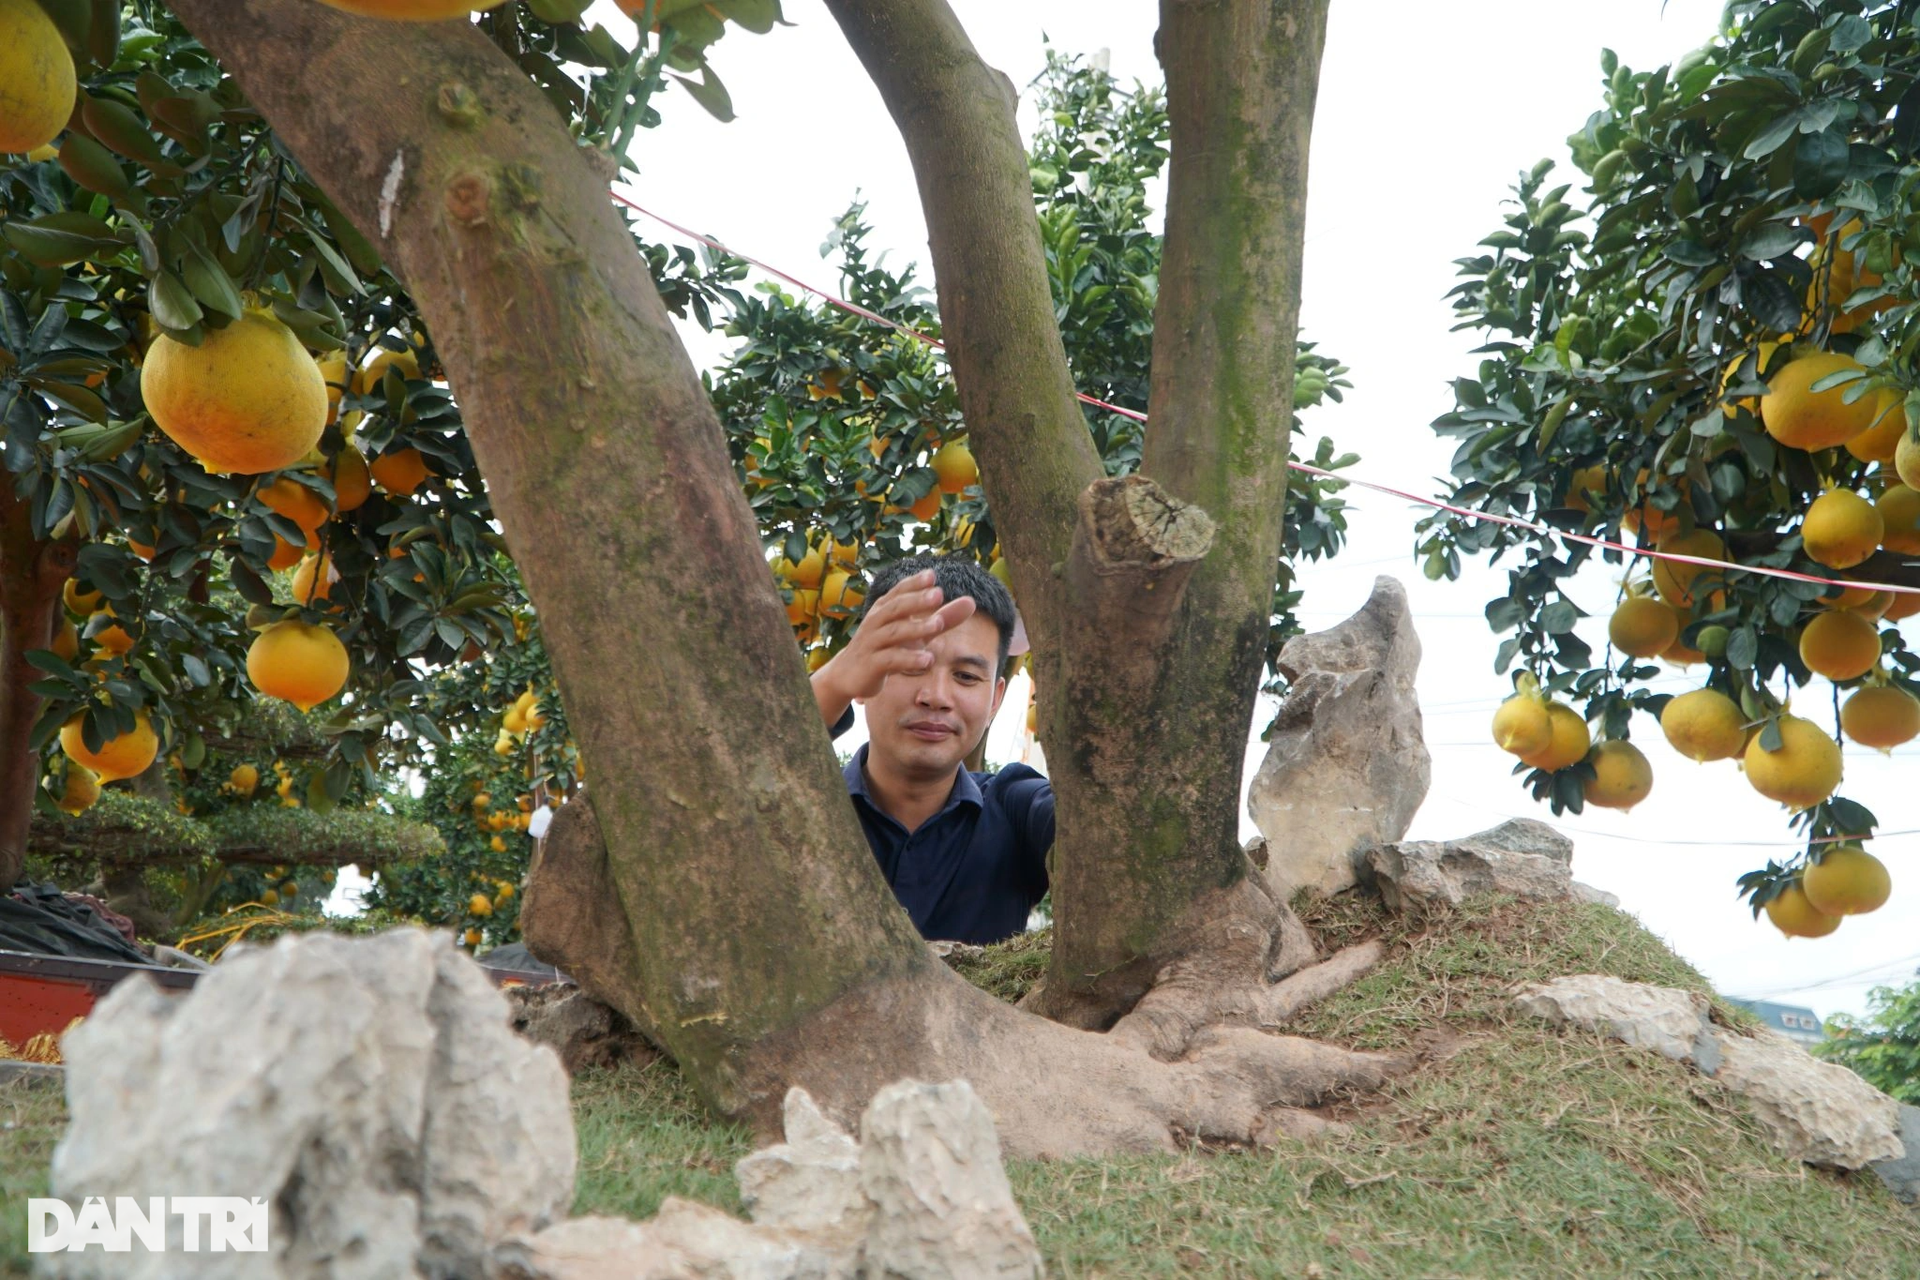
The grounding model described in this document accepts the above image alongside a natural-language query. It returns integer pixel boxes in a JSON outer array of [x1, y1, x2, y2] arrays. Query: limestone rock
[[736, 1088, 869, 1237], [860, 1080, 1043, 1280], [1873, 1104, 1920, 1204], [504, 983, 656, 1075], [1711, 1027, 1904, 1170], [1248, 576, 1430, 898], [45, 927, 574, 1280], [1367, 819, 1574, 913], [1511, 974, 1710, 1061], [489, 1207, 843, 1280], [1570, 881, 1621, 908]]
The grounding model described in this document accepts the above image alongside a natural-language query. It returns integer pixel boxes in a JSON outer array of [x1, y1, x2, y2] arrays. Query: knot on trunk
[[1078, 474, 1214, 573]]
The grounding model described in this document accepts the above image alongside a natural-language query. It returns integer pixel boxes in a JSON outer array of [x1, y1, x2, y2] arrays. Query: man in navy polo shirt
[[807, 555, 1053, 945]]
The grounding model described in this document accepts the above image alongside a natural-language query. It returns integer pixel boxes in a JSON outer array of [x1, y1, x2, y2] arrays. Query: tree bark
[[0, 481, 77, 888], [162, 0, 931, 1114]]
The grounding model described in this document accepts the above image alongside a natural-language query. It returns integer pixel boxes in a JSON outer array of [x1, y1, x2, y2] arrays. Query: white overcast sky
[[581, 0, 1920, 1022]]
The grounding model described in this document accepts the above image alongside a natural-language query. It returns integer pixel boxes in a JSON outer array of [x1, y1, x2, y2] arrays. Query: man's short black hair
[[861, 554, 1016, 671]]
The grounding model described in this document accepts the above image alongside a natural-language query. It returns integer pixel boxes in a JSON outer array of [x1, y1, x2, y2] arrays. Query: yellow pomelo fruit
[[489, 835, 506, 853], [1491, 692, 1552, 756], [468, 892, 493, 917], [1898, 430, 1920, 492], [49, 617, 78, 662], [1660, 688, 1747, 762], [260, 476, 331, 534], [819, 568, 865, 619], [1719, 340, 1781, 419], [1564, 463, 1607, 513], [806, 646, 831, 673], [989, 557, 1013, 593], [1884, 589, 1920, 622], [930, 440, 979, 494], [316, 0, 506, 20], [1840, 684, 1920, 749], [1879, 483, 1920, 555], [63, 579, 102, 615], [909, 490, 943, 521], [1800, 488, 1882, 570], [784, 588, 819, 626], [291, 552, 339, 605], [1846, 388, 1907, 463], [1662, 634, 1706, 666], [1760, 352, 1877, 451], [316, 350, 349, 423], [229, 763, 258, 796], [1518, 702, 1591, 771], [127, 537, 155, 561], [518, 689, 545, 731], [1607, 596, 1680, 658], [141, 311, 328, 475], [1765, 882, 1841, 938], [1800, 845, 1891, 916], [1798, 608, 1881, 682], [369, 447, 429, 496], [352, 345, 420, 396], [1744, 714, 1842, 809], [776, 546, 826, 590], [1651, 529, 1725, 609], [89, 609, 133, 656], [0, 0, 77, 155], [1623, 468, 1687, 542], [57, 764, 99, 816], [493, 732, 514, 757], [247, 619, 349, 711], [1582, 740, 1652, 811], [325, 445, 372, 513], [60, 711, 158, 783], [268, 530, 313, 572]]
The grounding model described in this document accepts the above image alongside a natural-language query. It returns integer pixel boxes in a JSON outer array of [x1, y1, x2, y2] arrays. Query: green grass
[[6, 896, 1918, 1277], [1, 1075, 66, 1279]]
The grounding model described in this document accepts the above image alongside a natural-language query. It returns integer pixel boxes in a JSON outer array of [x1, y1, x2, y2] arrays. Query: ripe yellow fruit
[[487, 810, 509, 831], [352, 345, 420, 396], [1878, 483, 1920, 555], [1798, 608, 1881, 682], [1761, 352, 1877, 451], [49, 617, 78, 662], [469, 892, 493, 917], [57, 765, 100, 817], [1744, 714, 1842, 809], [260, 887, 280, 906], [806, 646, 831, 674], [776, 546, 826, 589], [1661, 633, 1706, 666], [1518, 702, 1591, 772], [88, 609, 134, 657], [60, 711, 158, 783], [930, 440, 979, 494], [1491, 692, 1553, 756], [291, 552, 339, 605], [494, 731, 514, 758], [819, 568, 865, 619], [0, 0, 76, 155], [229, 763, 259, 796], [489, 835, 506, 853], [1801, 846, 1891, 916], [1898, 430, 1920, 492], [1607, 596, 1680, 658], [369, 447, 429, 496], [325, 445, 372, 513], [63, 579, 102, 615], [1564, 464, 1608, 513], [520, 691, 545, 732], [317, 351, 349, 423], [1651, 529, 1725, 609], [1582, 740, 1653, 811], [141, 311, 329, 475], [1840, 684, 1920, 749], [909, 490, 943, 521], [259, 476, 330, 534], [1846, 389, 1907, 463], [1800, 488, 1883, 570], [495, 882, 515, 901], [1885, 590, 1920, 622], [1661, 688, 1747, 762], [1720, 340, 1782, 419], [1765, 882, 1841, 939], [269, 530, 315, 572], [247, 620, 350, 711], [464, 927, 483, 947]]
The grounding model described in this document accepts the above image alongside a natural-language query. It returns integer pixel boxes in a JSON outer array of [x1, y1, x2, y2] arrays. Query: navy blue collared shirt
[[830, 707, 1053, 944]]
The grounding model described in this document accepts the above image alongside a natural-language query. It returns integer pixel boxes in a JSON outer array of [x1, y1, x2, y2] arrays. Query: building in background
[[1724, 998, 1826, 1046]]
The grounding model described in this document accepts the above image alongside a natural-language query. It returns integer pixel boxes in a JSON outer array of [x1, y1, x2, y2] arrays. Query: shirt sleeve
[[1009, 775, 1054, 901], [829, 705, 856, 740]]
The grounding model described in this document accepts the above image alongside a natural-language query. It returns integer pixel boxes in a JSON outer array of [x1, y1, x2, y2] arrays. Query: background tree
[[1430, 0, 1919, 939], [1816, 976, 1920, 1102]]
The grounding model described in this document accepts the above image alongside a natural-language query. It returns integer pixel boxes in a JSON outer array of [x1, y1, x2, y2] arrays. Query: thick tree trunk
[[0, 483, 76, 888], [163, 0, 932, 1114]]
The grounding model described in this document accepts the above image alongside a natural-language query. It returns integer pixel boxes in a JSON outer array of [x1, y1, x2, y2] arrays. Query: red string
[[611, 186, 1920, 600]]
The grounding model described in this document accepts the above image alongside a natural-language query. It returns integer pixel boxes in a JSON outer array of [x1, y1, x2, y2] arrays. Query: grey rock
[[44, 927, 574, 1280], [504, 983, 656, 1075], [1368, 819, 1574, 913], [1873, 1104, 1920, 1204], [1711, 1027, 1904, 1170], [1689, 1024, 1724, 1078], [1570, 881, 1621, 908], [736, 1089, 869, 1237], [1248, 577, 1430, 899], [1512, 974, 1710, 1062]]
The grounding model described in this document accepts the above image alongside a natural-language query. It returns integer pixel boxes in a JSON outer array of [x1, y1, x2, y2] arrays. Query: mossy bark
[[162, 0, 931, 1114], [827, 0, 1332, 1028], [0, 483, 75, 889]]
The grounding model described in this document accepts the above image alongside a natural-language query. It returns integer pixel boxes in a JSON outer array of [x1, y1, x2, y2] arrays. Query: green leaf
[[2, 212, 122, 267], [1792, 128, 1850, 198], [181, 243, 244, 321], [525, 0, 592, 22], [669, 66, 735, 123], [148, 270, 205, 333]]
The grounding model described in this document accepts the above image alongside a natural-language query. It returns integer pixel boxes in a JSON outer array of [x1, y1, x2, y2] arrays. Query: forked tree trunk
[[0, 484, 76, 888], [827, 0, 1336, 1043]]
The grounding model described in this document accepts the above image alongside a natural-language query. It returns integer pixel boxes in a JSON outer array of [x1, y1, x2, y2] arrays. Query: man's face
[[859, 608, 1006, 779]]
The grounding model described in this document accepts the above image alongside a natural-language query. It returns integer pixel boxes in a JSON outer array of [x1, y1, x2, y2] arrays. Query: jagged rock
[[860, 1081, 1043, 1280], [1710, 1027, 1904, 1170], [45, 928, 574, 1280], [1511, 974, 1710, 1061], [492, 1080, 1041, 1280], [504, 983, 656, 1075], [1248, 576, 1430, 899], [1873, 1104, 1920, 1204], [1367, 819, 1574, 913], [1570, 881, 1621, 908]]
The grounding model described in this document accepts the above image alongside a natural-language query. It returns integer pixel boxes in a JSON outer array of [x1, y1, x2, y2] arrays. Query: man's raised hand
[[812, 570, 976, 722]]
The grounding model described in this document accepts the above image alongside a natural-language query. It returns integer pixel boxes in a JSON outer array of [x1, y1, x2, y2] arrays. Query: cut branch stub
[[1064, 474, 1215, 659]]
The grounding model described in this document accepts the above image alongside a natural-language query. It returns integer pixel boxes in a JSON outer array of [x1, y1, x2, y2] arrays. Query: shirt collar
[[845, 743, 984, 817]]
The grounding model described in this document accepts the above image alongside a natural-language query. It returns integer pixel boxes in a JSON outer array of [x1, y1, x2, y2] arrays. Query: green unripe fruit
[[1696, 625, 1730, 660]]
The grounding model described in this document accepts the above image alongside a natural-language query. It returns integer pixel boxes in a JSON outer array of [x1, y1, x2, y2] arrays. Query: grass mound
[[6, 895, 1918, 1277]]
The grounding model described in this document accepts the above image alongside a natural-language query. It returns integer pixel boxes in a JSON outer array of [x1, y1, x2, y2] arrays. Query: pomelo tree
[[1431, 0, 1913, 939], [5, 0, 1398, 1155]]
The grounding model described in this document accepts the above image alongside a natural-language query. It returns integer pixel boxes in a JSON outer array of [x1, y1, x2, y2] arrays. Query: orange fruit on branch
[[60, 711, 158, 783], [1800, 488, 1882, 570], [1798, 608, 1882, 682], [0, 0, 77, 155], [1760, 352, 1877, 452], [1607, 595, 1680, 658], [1581, 740, 1652, 811], [247, 619, 350, 711], [1660, 688, 1747, 762], [369, 447, 430, 496], [1743, 714, 1842, 809], [141, 310, 329, 475], [1518, 701, 1590, 772], [1800, 845, 1891, 917], [1840, 684, 1920, 750], [1764, 881, 1841, 939]]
